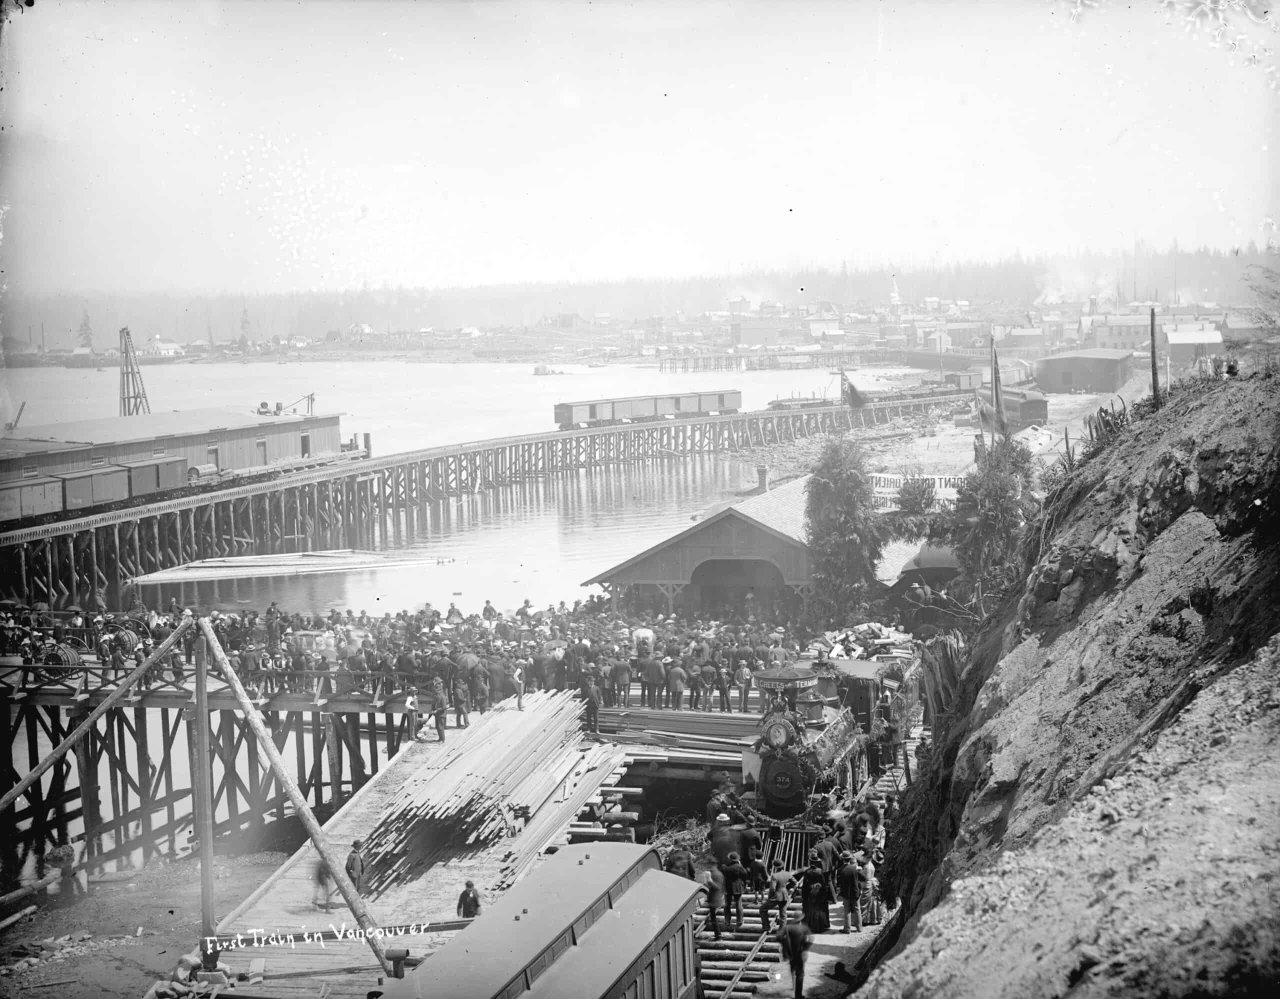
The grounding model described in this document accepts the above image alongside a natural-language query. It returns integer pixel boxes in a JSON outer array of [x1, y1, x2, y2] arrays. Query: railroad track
[[694, 894, 802, 999]]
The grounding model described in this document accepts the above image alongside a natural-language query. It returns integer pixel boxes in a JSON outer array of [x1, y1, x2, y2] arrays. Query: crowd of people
[[6, 594, 862, 726], [662, 782, 900, 998]]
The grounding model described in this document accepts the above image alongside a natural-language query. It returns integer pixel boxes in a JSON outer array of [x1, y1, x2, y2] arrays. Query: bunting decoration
[[989, 336, 1010, 438]]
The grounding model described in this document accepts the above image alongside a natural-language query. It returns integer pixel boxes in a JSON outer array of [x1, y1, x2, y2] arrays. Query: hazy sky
[[1, 0, 1276, 294]]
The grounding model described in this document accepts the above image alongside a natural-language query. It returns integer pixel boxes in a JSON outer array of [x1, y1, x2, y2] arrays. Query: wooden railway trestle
[[0, 681, 421, 885], [0, 398, 968, 608]]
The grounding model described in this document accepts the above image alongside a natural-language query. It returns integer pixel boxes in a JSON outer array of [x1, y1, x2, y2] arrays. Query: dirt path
[[0, 852, 288, 999]]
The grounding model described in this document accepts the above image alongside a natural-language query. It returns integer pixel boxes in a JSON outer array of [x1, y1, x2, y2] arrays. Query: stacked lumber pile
[[493, 745, 631, 889], [597, 707, 761, 740], [362, 691, 627, 895]]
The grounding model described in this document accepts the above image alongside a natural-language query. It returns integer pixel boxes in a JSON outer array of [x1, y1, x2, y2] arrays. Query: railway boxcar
[[554, 391, 741, 430], [53, 466, 130, 511], [119, 456, 190, 497], [375, 842, 704, 999], [0, 477, 63, 520], [119, 459, 161, 497]]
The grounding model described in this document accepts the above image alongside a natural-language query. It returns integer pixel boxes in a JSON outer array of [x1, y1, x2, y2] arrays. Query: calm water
[[2, 360, 923, 615]]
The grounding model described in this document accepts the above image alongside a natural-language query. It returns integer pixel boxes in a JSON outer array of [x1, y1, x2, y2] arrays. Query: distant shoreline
[[5, 351, 648, 369]]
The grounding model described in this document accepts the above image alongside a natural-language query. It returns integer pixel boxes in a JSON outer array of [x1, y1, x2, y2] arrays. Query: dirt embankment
[[864, 374, 1280, 997], [0, 853, 288, 999]]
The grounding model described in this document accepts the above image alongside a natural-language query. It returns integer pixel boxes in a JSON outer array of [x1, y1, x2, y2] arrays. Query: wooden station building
[[584, 474, 813, 617]]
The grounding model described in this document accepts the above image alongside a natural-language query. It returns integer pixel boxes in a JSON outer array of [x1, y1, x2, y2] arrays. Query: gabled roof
[[582, 475, 811, 586], [730, 475, 810, 544]]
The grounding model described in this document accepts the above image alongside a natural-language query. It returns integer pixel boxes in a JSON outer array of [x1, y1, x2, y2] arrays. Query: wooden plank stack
[[361, 691, 628, 895], [598, 707, 763, 740]]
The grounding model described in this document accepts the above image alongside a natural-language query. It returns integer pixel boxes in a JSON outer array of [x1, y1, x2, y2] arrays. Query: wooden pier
[[657, 350, 869, 372], [0, 398, 969, 609]]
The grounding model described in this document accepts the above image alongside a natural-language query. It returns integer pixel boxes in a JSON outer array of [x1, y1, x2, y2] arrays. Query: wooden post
[[194, 635, 218, 966], [134, 704, 153, 863], [1150, 308, 1160, 411], [197, 619, 391, 975], [324, 714, 343, 808]]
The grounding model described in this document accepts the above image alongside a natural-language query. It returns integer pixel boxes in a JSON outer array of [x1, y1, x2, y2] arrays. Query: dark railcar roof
[[524, 868, 704, 999], [383, 843, 662, 999]]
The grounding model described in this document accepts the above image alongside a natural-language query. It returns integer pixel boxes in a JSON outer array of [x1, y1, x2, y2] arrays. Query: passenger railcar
[[555, 391, 741, 430], [977, 386, 1049, 431], [374, 843, 705, 999]]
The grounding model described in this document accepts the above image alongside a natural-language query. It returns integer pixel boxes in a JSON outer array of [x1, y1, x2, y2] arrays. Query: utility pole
[[1150, 308, 1160, 412], [193, 635, 219, 970]]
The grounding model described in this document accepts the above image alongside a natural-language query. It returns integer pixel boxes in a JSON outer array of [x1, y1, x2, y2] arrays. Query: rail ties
[[694, 894, 801, 998]]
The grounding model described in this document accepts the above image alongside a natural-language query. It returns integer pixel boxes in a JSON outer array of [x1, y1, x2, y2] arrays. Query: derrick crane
[[119, 327, 151, 416]]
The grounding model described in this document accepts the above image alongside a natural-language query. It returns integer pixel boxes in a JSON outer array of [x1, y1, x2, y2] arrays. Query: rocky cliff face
[[865, 375, 1280, 997]]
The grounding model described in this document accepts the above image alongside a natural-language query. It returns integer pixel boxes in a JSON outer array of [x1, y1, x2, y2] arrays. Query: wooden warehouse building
[[0, 407, 343, 485], [584, 474, 813, 617], [1034, 349, 1134, 394]]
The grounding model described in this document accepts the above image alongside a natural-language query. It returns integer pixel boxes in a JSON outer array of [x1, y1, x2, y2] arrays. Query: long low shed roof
[[7, 407, 341, 447], [129, 549, 442, 584]]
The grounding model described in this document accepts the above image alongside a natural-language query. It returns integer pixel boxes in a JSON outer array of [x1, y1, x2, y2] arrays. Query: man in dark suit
[[345, 839, 366, 895], [582, 676, 602, 733], [778, 915, 813, 999]]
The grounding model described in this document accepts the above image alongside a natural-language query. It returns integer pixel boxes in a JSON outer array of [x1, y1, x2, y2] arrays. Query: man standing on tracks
[[722, 852, 750, 931], [778, 914, 813, 999], [703, 860, 727, 942], [758, 859, 797, 932]]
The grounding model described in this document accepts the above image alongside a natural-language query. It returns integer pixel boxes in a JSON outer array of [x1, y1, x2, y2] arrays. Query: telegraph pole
[[1150, 308, 1160, 412]]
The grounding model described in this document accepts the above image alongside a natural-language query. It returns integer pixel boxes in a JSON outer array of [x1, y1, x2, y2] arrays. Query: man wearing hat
[[641, 650, 665, 709], [778, 912, 813, 999], [665, 656, 688, 711], [722, 851, 750, 931], [404, 687, 420, 737], [581, 674, 602, 733], [759, 859, 797, 933], [506, 658, 525, 710], [456, 879, 483, 918], [345, 839, 366, 895], [837, 850, 864, 932]]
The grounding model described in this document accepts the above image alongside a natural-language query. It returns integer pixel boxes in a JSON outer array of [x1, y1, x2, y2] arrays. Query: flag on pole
[[841, 370, 865, 409], [990, 336, 1009, 437]]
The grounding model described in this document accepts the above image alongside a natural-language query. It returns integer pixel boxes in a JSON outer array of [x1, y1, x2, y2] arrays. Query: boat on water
[[533, 364, 566, 375]]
